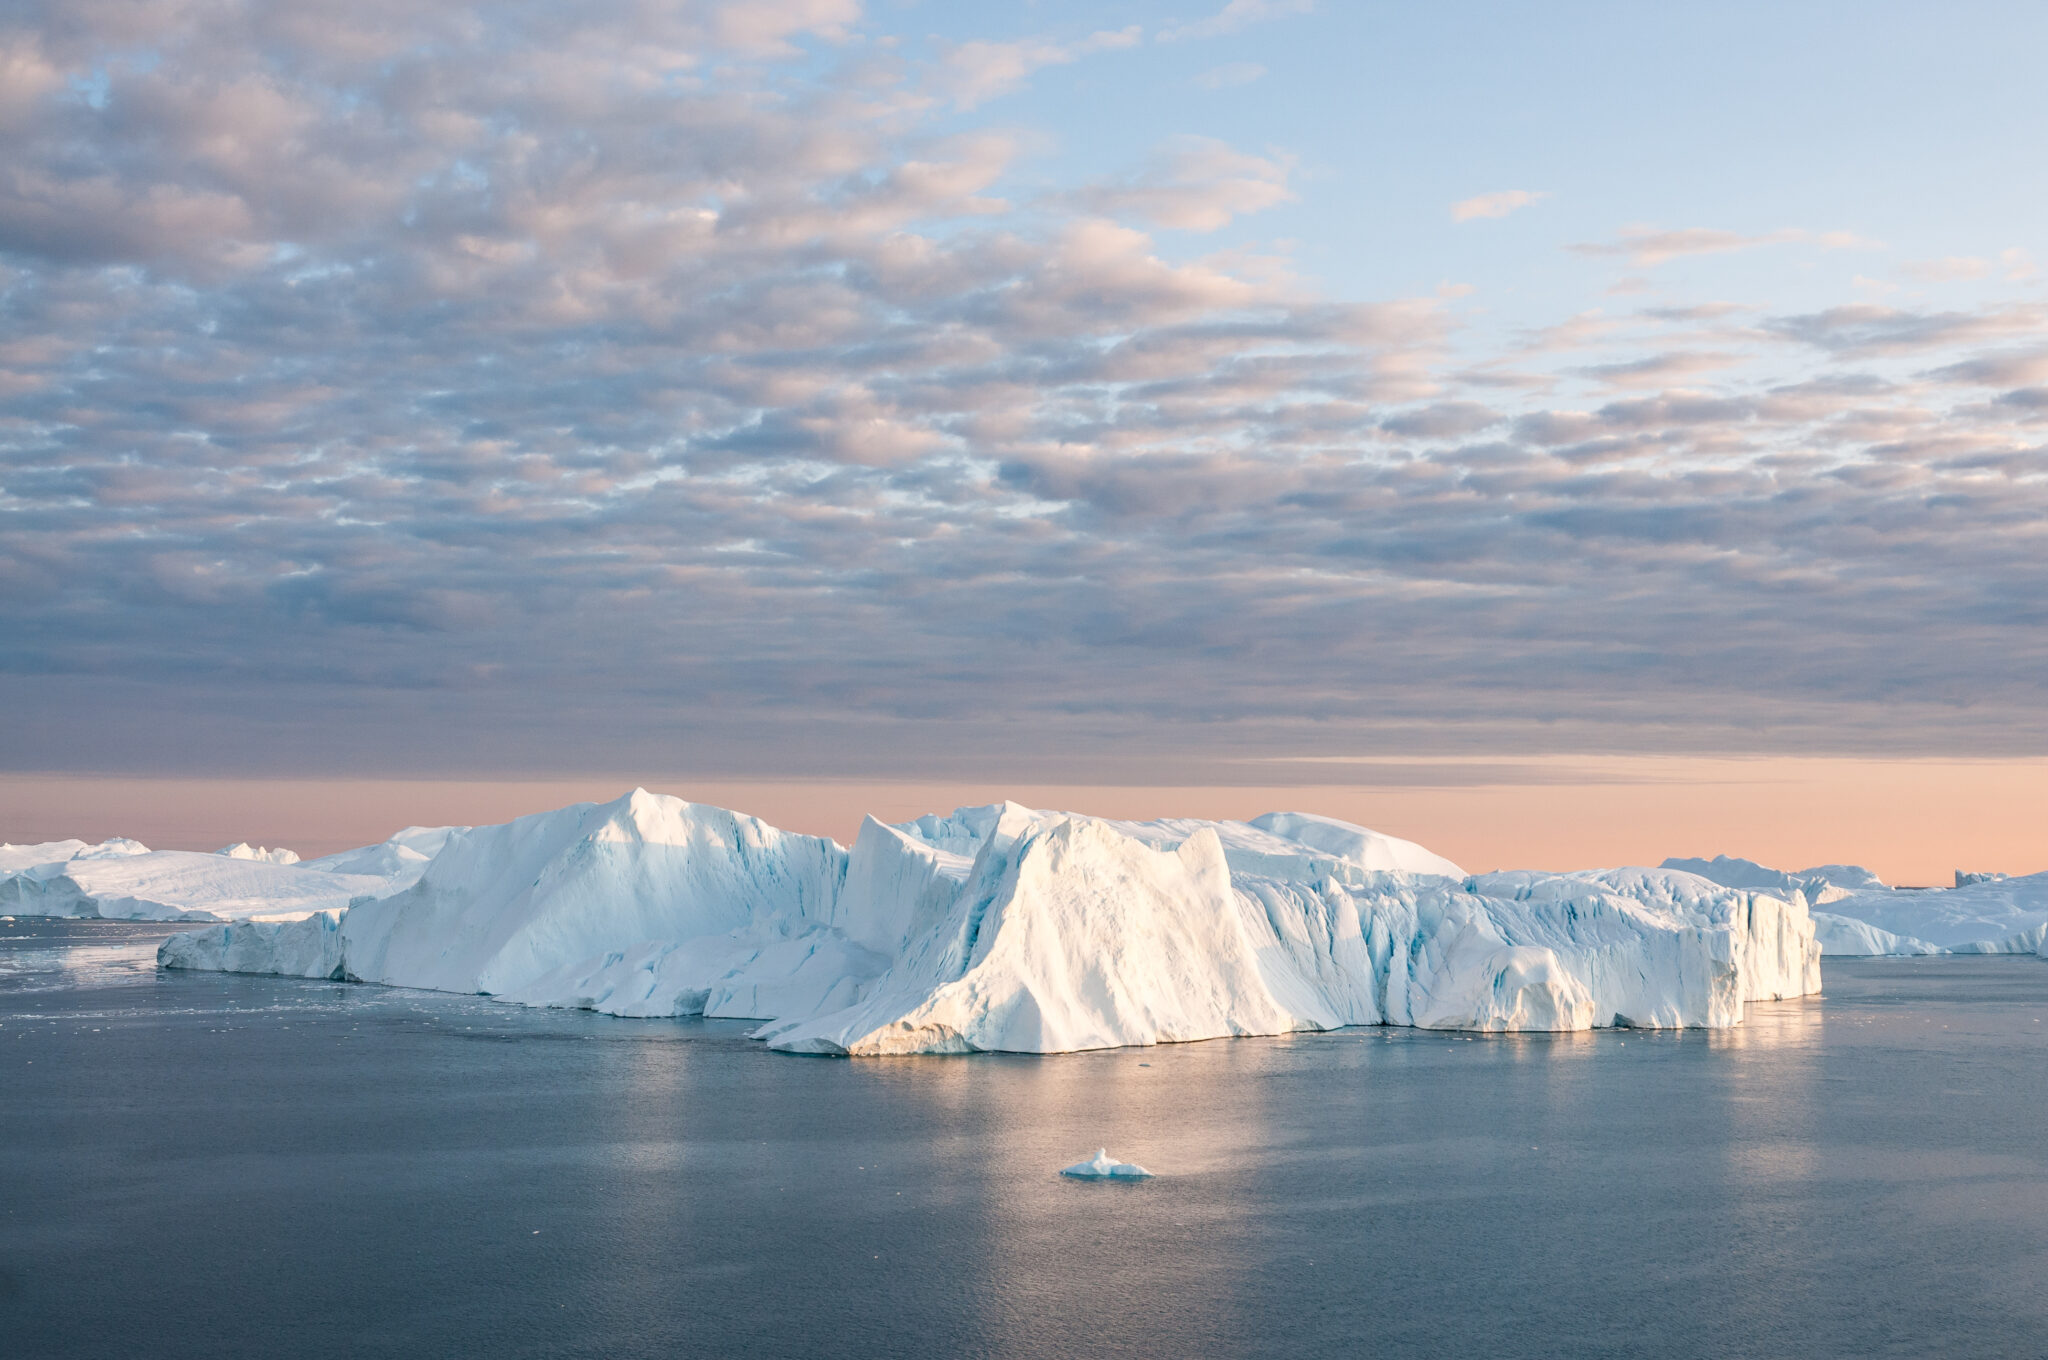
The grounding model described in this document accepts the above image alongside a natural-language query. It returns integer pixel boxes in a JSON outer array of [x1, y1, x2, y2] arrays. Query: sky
[[1, 2, 2044, 869]]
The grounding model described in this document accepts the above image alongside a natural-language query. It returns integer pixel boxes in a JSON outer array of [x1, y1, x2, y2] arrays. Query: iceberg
[[1, 837, 150, 877], [1661, 854, 1884, 908], [1810, 913, 1945, 957], [1061, 1149, 1153, 1179], [159, 790, 1822, 1052], [0, 827, 453, 924], [301, 826, 464, 886], [1826, 872, 2048, 951], [1673, 852, 2048, 954], [1, 849, 388, 922], [216, 843, 301, 865]]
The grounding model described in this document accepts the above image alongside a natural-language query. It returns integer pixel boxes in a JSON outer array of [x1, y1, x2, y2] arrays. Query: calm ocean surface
[[3, 917, 2046, 1359]]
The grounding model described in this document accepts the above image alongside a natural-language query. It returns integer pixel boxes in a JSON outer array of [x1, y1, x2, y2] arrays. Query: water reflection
[[0, 917, 181, 993], [7, 930, 2048, 1359]]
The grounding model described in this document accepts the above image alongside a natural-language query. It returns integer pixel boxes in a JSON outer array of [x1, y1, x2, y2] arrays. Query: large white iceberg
[[158, 790, 1821, 1052]]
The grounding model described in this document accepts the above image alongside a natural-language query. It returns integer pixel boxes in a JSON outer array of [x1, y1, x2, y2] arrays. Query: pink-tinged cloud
[[1157, 0, 1315, 44], [934, 26, 1141, 109], [1072, 137, 1295, 231], [1451, 190, 1548, 223], [1569, 225, 1880, 267]]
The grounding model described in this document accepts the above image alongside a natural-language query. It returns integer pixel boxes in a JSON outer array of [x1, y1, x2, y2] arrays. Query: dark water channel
[[3, 918, 2046, 1359]]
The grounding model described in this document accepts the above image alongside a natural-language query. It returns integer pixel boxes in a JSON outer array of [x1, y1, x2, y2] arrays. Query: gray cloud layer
[[2, 2, 2045, 777]]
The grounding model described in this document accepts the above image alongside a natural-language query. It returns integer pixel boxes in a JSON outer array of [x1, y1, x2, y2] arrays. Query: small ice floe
[[1060, 1148, 1153, 1179]]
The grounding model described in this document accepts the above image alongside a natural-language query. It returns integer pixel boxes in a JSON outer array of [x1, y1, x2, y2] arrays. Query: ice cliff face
[[158, 791, 1822, 1052]]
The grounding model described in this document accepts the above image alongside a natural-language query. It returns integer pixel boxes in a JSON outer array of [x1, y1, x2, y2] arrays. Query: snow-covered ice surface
[[1661, 854, 1885, 908], [1, 837, 149, 876], [2, 851, 388, 923], [1823, 874, 2048, 954], [301, 826, 463, 886], [158, 790, 1822, 1052], [1061, 1149, 1153, 1179], [1671, 853, 2048, 956], [0, 827, 458, 923], [1810, 913, 1946, 957]]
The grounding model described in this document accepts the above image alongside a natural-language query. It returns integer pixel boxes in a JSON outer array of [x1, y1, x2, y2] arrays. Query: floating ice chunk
[[1061, 1149, 1152, 1179]]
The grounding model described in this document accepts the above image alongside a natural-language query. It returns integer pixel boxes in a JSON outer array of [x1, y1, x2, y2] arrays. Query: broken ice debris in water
[[1061, 1149, 1153, 1179]]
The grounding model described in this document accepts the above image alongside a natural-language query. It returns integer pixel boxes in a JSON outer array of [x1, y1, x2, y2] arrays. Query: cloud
[[1157, 1, 1315, 43], [1766, 304, 2048, 356], [1379, 402, 1503, 439], [1569, 225, 1879, 268], [1574, 350, 1745, 389], [1070, 137, 1294, 231], [1451, 190, 1548, 223], [934, 27, 1141, 109], [1194, 61, 1267, 89], [1902, 256, 1992, 282], [712, 0, 862, 56], [4, 1, 2048, 781], [1570, 226, 1800, 267], [1927, 350, 2048, 386]]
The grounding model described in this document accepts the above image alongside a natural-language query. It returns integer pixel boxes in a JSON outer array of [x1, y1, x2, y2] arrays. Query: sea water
[[3, 917, 2045, 1359]]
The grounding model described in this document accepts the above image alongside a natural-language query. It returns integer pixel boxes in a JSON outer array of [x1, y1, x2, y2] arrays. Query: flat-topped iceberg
[[157, 790, 1821, 1052]]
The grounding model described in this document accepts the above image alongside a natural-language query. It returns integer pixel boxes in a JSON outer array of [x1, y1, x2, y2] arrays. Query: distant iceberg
[[1670, 853, 2048, 955], [1660, 855, 1885, 908], [1061, 1149, 1153, 1179], [1, 827, 460, 922], [157, 790, 1822, 1052], [216, 843, 301, 865]]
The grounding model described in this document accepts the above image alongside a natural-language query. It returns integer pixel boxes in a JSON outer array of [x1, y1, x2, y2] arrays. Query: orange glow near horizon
[[3, 756, 2042, 885]]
